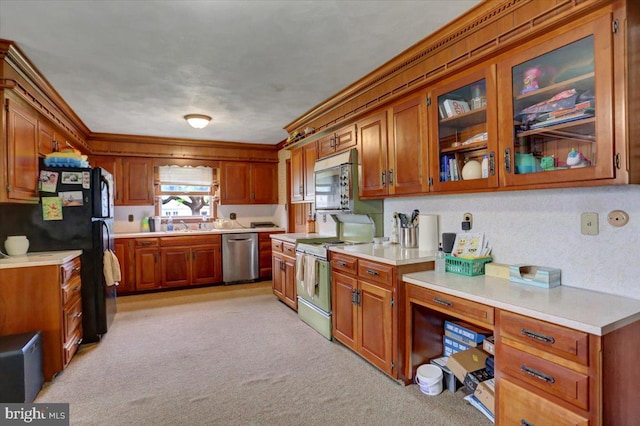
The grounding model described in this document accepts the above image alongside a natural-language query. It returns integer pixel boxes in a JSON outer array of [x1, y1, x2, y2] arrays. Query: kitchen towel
[[304, 254, 317, 298], [295, 253, 305, 283], [418, 214, 439, 252], [103, 249, 122, 286]]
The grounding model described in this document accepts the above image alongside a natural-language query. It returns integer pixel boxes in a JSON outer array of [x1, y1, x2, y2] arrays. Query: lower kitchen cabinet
[[131, 235, 222, 292], [160, 235, 222, 287], [331, 252, 396, 376], [0, 254, 83, 381], [271, 239, 297, 310], [259, 231, 281, 279], [114, 238, 134, 294], [134, 238, 162, 291]]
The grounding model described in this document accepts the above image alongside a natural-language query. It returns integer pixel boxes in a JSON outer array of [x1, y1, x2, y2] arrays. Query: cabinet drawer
[[61, 275, 82, 305], [407, 285, 494, 326], [136, 238, 159, 247], [272, 240, 283, 253], [160, 235, 220, 247], [498, 379, 589, 426], [60, 257, 81, 284], [499, 343, 589, 410], [63, 329, 83, 367], [282, 242, 296, 257], [63, 296, 83, 342], [499, 310, 589, 366], [358, 260, 394, 287], [331, 253, 358, 276]]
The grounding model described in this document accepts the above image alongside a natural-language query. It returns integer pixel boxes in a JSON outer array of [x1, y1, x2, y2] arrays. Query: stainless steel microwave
[[314, 150, 355, 212]]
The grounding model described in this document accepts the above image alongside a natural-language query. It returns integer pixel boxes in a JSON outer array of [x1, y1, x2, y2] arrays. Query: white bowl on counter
[[5, 235, 29, 256]]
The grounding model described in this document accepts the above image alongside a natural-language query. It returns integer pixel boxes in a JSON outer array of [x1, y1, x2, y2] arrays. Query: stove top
[[296, 239, 369, 259]]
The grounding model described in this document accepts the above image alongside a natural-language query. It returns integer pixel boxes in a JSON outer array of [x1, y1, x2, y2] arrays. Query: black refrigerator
[[0, 167, 116, 343]]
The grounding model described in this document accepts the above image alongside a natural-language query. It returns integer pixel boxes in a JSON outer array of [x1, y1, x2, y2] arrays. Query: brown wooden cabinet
[[122, 157, 154, 205], [0, 255, 82, 381], [38, 119, 56, 157], [134, 238, 161, 290], [271, 240, 296, 310], [90, 155, 123, 204], [160, 235, 222, 287], [290, 142, 317, 203], [4, 97, 39, 202], [317, 124, 357, 159], [113, 238, 134, 294], [358, 112, 389, 198], [331, 252, 396, 377], [429, 66, 499, 192], [497, 12, 615, 188], [219, 161, 278, 204], [259, 231, 281, 279]]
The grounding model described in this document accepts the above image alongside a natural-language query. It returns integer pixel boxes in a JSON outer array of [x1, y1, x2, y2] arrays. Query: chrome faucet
[[179, 220, 189, 230]]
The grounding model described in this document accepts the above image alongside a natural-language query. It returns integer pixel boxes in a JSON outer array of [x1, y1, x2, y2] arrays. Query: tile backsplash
[[385, 185, 640, 300]]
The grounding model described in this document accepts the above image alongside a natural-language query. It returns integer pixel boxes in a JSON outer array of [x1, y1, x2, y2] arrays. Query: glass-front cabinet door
[[429, 66, 498, 192], [498, 14, 614, 187]]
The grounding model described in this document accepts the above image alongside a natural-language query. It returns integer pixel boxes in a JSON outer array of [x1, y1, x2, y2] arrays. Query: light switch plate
[[581, 212, 598, 235]]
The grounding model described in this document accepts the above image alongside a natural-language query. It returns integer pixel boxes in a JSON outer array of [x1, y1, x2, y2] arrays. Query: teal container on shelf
[[445, 255, 492, 276]]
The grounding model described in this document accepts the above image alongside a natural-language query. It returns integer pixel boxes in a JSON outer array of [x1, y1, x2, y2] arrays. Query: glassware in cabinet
[[498, 14, 615, 187], [429, 66, 498, 192]]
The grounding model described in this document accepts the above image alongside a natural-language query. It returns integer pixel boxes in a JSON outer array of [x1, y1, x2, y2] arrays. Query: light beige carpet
[[36, 282, 490, 425]]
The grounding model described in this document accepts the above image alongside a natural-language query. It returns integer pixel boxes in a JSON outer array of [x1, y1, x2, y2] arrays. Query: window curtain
[[158, 165, 213, 185]]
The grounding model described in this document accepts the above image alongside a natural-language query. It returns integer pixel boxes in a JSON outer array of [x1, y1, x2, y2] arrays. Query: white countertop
[[116, 227, 285, 239], [0, 250, 83, 269], [330, 243, 436, 266], [403, 270, 640, 336], [269, 233, 337, 244]]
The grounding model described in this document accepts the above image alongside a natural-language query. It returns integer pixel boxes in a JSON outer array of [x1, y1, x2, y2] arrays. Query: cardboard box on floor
[[446, 347, 489, 383], [474, 378, 495, 414]]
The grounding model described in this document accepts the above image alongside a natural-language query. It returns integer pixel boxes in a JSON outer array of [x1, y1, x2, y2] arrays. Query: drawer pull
[[521, 328, 555, 344], [337, 261, 347, 267], [73, 312, 83, 319], [73, 266, 81, 272], [433, 297, 453, 307], [72, 285, 80, 292], [366, 269, 379, 276], [75, 338, 83, 346], [521, 365, 555, 383], [141, 241, 153, 246], [520, 420, 534, 426]]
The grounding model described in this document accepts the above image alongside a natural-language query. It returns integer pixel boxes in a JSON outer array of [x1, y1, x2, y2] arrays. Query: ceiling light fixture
[[184, 114, 211, 129]]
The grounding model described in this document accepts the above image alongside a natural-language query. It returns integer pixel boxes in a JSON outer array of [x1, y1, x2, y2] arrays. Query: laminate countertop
[[330, 243, 436, 266], [403, 270, 640, 336], [0, 250, 82, 269], [115, 227, 285, 239]]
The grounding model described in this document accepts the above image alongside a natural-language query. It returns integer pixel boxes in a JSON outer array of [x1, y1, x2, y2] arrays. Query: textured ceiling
[[0, 0, 481, 144]]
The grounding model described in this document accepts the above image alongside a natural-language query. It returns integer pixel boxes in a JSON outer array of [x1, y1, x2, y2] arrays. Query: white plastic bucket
[[415, 364, 443, 395]]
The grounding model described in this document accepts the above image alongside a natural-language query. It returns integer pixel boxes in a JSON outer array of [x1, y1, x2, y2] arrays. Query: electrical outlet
[[230, 213, 237, 220], [581, 212, 598, 235], [462, 212, 473, 231], [128, 214, 134, 222]]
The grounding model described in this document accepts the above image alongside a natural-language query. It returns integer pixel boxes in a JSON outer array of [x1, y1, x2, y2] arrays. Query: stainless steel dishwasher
[[222, 233, 259, 284]]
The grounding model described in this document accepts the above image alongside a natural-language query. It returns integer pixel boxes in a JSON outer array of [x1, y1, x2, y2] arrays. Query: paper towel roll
[[418, 214, 439, 252]]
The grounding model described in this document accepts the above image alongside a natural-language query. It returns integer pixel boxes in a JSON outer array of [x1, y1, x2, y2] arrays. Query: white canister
[[5, 235, 29, 256]]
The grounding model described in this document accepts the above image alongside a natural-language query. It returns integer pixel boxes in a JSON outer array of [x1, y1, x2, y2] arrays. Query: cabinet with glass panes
[[497, 13, 615, 187], [429, 66, 499, 192]]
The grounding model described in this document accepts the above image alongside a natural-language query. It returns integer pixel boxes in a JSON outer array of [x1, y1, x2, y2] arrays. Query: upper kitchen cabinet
[[4, 97, 39, 202], [317, 124, 357, 159], [290, 142, 317, 203], [122, 157, 154, 205], [219, 161, 278, 205], [429, 66, 499, 193], [358, 111, 389, 198], [90, 155, 123, 204], [497, 13, 614, 188]]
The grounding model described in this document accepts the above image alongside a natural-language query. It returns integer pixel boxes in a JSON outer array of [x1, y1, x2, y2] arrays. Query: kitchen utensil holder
[[400, 227, 418, 248], [445, 255, 492, 276]]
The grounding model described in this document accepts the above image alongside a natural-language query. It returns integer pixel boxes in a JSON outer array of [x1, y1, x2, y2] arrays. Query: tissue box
[[509, 264, 561, 288]]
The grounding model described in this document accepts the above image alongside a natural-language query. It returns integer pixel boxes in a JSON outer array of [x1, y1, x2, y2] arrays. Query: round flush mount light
[[184, 114, 212, 129]]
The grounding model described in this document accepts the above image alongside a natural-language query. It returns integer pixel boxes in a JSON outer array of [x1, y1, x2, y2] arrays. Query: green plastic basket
[[445, 255, 492, 276]]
